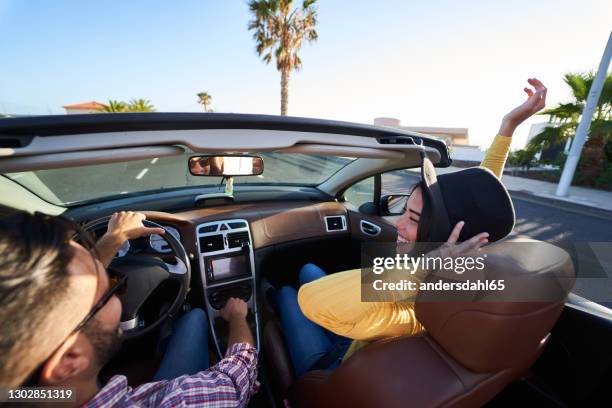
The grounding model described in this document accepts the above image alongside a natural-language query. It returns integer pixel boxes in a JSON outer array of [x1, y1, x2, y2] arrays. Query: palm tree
[[529, 72, 612, 182], [127, 98, 156, 112], [197, 92, 213, 112], [98, 99, 155, 113], [248, 0, 318, 116], [99, 100, 128, 113]]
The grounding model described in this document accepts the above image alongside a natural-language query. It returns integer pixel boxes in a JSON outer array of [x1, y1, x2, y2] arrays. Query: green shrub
[[508, 147, 537, 169], [595, 163, 612, 190], [604, 140, 612, 163]]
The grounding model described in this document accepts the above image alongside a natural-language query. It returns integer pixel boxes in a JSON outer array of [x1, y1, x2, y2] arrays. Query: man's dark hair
[[0, 211, 91, 387]]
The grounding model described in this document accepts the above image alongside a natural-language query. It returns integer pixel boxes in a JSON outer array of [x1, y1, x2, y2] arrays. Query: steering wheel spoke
[[166, 257, 188, 278], [120, 316, 140, 332]]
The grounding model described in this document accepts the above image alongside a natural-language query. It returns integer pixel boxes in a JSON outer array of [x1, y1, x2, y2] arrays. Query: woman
[[276, 78, 548, 377]]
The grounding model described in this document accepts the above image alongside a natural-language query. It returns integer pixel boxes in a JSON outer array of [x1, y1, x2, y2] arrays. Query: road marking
[[150, 158, 158, 164], [136, 168, 149, 180]]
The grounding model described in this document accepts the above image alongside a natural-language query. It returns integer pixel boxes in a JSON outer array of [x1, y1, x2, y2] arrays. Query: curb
[[508, 190, 612, 221]]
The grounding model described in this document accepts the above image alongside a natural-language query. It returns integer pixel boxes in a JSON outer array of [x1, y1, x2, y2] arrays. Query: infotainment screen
[[211, 254, 248, 281]]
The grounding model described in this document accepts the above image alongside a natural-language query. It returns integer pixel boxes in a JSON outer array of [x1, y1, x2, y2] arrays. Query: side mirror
[[189, 155, 264, 176], [380, 194, 408, 216]]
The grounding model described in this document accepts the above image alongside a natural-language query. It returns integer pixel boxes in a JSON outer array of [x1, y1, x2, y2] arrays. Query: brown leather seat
[[264, 320, 295, 395], [287, 238, 575, 407]]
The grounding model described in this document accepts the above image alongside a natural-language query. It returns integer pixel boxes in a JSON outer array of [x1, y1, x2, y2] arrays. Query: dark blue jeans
[[276, 263, 351, 377], [153, 308, 210, 381]]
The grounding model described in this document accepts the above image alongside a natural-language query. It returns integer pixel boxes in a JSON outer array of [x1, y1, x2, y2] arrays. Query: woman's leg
[[153, 308, 210, 381], [276, 285, 333, 377], [298, 269, 424, 341], [298, 263, 327, 286], [299, 263, 352, 345]]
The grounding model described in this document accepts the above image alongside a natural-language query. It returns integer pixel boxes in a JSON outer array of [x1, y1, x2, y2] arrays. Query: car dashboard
[[75, 199, 398, 357]]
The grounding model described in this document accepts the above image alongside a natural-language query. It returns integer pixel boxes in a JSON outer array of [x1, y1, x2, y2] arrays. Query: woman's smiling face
[[395, 186, 423, 244]]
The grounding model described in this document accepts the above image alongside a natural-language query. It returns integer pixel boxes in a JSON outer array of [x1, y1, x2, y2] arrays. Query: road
[[26, 154, 612, 305]]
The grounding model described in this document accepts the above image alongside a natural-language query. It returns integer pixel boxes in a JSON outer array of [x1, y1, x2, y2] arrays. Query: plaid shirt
[[84, 343, 259, 408]]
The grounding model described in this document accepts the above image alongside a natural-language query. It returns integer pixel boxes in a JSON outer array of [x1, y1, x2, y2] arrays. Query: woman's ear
[[39, 335, 93, 385]]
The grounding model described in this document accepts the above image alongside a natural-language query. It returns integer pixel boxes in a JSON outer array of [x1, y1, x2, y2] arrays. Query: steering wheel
[[83, 217, 191, 339]]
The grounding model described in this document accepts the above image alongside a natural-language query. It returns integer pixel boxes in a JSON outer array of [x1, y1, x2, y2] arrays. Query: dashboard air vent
[[325, 215, 346, 232], [227, 231, 250, 248], [199, 234, 224, 253]]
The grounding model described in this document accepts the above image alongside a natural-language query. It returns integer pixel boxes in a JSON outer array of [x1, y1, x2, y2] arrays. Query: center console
[[196, 219, 259, 356]]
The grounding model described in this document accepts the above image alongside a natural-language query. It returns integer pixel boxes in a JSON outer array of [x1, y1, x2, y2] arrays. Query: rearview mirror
[[380, 194, 408, 216], [189, 155, 264, 176]]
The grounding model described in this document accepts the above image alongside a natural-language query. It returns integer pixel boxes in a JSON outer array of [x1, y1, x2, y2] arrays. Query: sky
[[0, 0, 610, 149]]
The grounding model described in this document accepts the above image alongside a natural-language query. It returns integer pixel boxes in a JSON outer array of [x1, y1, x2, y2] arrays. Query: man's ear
[[39, 334, 93, 385]]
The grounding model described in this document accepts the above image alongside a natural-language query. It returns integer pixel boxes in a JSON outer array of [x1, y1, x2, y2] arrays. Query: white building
[[373, 117, 485, 164]]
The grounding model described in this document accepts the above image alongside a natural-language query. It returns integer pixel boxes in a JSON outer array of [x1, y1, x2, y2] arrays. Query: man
[[0, 211, 259, 407]]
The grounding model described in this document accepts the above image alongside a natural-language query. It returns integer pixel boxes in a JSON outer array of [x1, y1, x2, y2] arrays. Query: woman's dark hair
[[404, 181, 445, 256], [408, 181, 433, 242]]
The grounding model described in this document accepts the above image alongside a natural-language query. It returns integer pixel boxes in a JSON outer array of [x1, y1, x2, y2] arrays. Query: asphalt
[[509, 190, 612, 222]]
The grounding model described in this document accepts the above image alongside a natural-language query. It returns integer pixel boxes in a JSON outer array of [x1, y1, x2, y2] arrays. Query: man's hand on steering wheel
[[108, 211, 165, 241], [96, 212, 166, 267]]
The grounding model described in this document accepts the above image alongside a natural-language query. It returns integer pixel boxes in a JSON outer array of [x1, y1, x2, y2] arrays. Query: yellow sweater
[[297, 135, 512, 360]]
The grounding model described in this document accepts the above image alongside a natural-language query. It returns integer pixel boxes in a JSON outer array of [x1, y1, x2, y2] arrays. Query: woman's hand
[[498, 78, 547, 137], [427, 221, 489, 259]]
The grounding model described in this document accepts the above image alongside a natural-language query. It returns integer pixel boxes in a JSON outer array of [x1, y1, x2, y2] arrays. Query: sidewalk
[[500, 173, 612, 214], [419, 166, 612, 217]]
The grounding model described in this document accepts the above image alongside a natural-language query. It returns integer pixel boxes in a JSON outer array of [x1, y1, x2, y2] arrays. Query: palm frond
[[528, 125, 572, 150], [597, 74, 612, 111], [564, 72, 590, 102], [539, 103, 583, 122], [100, 100, 128, 113], [127, 98, 155, 112], [591, 119, 612, 137]]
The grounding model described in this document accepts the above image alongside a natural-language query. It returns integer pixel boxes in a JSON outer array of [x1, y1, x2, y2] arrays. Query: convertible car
[[0, 113, 610, 407]]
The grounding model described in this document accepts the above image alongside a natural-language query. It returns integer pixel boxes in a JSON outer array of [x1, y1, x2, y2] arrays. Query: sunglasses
[[20, 267, 127, 386]]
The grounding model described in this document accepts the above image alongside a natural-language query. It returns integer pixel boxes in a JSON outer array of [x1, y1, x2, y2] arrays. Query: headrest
[[415, 237, 575, 373]]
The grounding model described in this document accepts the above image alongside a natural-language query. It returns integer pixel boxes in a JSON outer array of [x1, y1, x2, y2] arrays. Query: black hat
[[419, 151, 515, 243]]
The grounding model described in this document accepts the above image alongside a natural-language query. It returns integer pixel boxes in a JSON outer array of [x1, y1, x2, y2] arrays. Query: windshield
[[4, 151, 353, 206]]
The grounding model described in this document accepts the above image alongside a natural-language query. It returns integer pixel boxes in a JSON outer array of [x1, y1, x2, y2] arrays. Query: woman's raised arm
[[481, 78, 547, 178]]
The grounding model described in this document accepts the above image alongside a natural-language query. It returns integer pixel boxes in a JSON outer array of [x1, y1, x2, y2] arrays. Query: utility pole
[[556, 32, 612, 197]]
